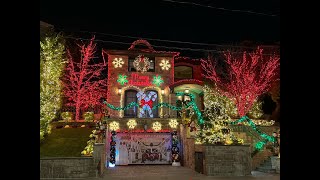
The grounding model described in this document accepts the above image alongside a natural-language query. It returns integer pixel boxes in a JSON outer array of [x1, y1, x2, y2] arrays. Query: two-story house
[[102, 39, 204, 165]]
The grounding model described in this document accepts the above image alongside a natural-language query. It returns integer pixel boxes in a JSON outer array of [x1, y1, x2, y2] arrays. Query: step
[[256, 168, 276, 173]]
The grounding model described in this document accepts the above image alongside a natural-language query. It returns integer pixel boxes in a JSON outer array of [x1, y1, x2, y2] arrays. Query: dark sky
[[40, 0, 280, 58]]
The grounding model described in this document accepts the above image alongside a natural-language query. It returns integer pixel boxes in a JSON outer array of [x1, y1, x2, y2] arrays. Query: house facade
[[102, 39, 205, 166]]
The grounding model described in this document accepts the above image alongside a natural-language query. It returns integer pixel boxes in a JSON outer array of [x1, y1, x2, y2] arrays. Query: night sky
[[40, 0, 280, 58]]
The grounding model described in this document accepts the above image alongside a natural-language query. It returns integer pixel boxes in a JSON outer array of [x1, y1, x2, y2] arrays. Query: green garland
[[152, 103, 182, 111], [103, 92, 204, 124], [105, 101, 139, 111], [230, 115, 275, 150]]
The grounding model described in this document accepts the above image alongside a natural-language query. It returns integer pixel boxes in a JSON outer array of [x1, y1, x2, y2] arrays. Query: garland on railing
[[230, 115, 275, 150], [105, 101, 139, 111], [103, 92, 204, 125]]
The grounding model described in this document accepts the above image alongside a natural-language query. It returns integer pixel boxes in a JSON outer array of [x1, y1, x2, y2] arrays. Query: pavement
[[98, 165, 280, 180]]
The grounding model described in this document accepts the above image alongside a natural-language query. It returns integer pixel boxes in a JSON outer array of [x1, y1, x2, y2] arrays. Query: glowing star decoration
[[152, 75, 164, 86], [109, 121, 120, 131], [169, 119, 179, 129], [152, 122, 162, 132], [117, 74, 128, 85], [133, 55, 150, 73], [159, 59, 171, 70], [112, 57, 124, 68], [127, 119, 137, 129]]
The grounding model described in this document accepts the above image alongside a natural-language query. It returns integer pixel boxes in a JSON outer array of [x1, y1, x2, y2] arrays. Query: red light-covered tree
[[201, 47, 280, 118], [63, 37, 107, 121]]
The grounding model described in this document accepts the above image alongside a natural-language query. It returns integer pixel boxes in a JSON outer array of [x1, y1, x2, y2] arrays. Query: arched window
[[124, 90, 138, 117]]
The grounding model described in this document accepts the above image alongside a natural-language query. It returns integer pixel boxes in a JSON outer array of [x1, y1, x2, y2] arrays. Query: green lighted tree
[[40, 34, 66, 141]]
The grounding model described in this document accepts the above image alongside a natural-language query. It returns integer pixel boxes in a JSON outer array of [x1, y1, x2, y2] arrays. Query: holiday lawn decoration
[[63, 36, 107, 121], [201, 47, 280, 150], [133, 55, 150, 73], [136, 91, 158, 118]]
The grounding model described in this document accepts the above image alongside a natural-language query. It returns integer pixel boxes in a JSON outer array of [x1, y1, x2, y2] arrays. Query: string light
[[159, 59, 171, 70], [63, 36, 107, 121], [127, 119, 137, 129], [133, 55, 150, 73], [152, 122, 162, 131], [117, 74, 128, 85], [152, 75, 164, 86], [169, 119, 179, 129], [40, 34, 65, 139], [109, 121, 120, 131], [112, 57, 124, 68]]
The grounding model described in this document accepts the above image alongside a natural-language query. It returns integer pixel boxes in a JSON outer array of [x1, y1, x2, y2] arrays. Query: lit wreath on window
[[133, 55, 150, 73]]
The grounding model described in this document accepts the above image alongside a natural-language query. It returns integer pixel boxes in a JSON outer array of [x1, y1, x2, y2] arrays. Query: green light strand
[[104, 101, 138, 111], [231, 115, 276, 150], [153, 103, 182, 111]]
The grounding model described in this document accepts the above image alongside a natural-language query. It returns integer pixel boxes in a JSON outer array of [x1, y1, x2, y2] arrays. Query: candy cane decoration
[[137, 91, 158, 118]]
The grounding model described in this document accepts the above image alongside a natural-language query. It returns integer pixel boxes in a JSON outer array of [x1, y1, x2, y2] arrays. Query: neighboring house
[[40, 21, 54, 37]]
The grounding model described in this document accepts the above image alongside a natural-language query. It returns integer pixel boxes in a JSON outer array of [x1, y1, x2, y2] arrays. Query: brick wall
[[203, 145, 251, 176], [40, 157, 97, 179]]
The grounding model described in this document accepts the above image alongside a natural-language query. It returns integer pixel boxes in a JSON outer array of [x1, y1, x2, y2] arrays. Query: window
[[124, 90, 138, 117], [174, 66, 193, 80], [128, 56, 155, 72]]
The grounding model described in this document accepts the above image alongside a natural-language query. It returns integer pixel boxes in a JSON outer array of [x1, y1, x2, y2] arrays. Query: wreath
[[133, 55, 150, 73]]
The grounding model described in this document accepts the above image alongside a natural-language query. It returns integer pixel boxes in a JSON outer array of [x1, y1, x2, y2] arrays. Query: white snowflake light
[[159, 59, 171, 70], [112, 57, 124, 68], [127, 119, 137, 129], [109, 121, 120, 131], [169, 119, 179, 129], [152, 122, 162, 132]]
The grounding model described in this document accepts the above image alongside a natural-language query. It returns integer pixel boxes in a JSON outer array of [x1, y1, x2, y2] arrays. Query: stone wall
[[40, 157, 97, 179], [203, 145, 251, 176], [271, 156, 280, 173]]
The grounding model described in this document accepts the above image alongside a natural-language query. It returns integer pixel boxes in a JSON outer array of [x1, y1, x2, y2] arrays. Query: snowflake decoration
[[133, 55, 150, 73], [152, 121, 162, 132], [169, 119, 179, 129], [112, 57, 124, 68], [152, 75, 164, 86], [109, 121, 120, 131], [127, 119, 137, 129], [117, 74, 128, 85], [159, 59, 171, 70]]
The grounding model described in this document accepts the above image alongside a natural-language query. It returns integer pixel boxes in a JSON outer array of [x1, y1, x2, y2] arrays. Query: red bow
[[140, 99, 153, 109]]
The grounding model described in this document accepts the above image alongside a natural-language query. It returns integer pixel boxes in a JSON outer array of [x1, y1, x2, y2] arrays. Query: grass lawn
[[40, 127, 94, 158]]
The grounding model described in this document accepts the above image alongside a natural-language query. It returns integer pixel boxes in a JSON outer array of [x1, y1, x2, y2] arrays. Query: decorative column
[[171, 130, 181, 166]]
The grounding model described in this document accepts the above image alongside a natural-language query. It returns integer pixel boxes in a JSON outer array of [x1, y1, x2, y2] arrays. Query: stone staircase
[[256, 157, 276, 173]]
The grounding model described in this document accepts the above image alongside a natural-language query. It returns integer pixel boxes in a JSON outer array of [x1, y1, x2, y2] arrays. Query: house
[[102, 39, 205, 166]]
